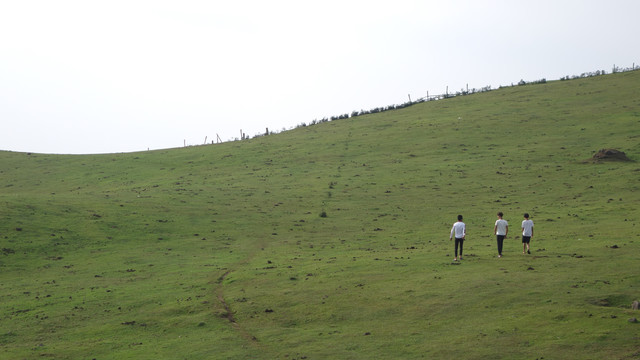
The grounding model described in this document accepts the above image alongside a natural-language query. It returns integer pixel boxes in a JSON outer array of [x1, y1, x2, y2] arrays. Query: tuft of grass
[[0, 71, 639, 359]]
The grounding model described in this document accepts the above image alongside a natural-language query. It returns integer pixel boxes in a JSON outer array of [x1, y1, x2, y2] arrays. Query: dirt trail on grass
[[214, 270, 261, 346], [212, 243, 268, 351]]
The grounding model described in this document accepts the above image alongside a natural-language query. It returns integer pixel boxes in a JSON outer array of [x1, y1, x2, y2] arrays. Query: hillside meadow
[[1, 70, 639, 359]]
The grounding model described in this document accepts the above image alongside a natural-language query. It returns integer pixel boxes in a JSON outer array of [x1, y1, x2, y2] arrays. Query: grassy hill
[[1, 71, 639, 359]]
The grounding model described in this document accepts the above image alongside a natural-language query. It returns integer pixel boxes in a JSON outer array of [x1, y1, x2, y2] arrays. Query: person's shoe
[[498, 254, 502, 258], [527, 250, 531, 254], [453, 258, 457, 261]]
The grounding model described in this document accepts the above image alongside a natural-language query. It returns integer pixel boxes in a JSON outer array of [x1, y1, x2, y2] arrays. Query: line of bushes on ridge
[[244, 64, 640, 141]]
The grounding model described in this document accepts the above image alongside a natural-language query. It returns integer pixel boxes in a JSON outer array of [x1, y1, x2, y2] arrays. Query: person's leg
[[459, 239, 464, 258], [497, 235, 504, 256], [522, 237, 526, 253], [454, 238, 459, 260]]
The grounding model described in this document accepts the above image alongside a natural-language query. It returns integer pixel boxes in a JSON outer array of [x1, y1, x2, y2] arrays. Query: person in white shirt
[[494, 212, 508, 258], [449, 215, 466, 261], [521, 213, 534, 254]]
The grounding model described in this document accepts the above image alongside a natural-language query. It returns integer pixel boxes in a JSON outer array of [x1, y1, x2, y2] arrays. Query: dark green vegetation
[[1, 71, 639, 359]]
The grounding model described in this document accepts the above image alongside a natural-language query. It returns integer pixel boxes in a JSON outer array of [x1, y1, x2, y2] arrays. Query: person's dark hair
[[497, 212, 503, 217], [457, 214, 463, 221], [524, 213, 530, 218]]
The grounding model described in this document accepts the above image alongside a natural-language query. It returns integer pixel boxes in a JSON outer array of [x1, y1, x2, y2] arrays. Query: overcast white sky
[[1, 0, 639, 154]]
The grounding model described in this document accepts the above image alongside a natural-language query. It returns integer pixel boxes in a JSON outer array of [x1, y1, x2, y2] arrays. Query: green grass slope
[[1, 71, 639, 359]]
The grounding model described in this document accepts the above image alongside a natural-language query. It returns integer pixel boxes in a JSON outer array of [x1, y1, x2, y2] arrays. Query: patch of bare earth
[[589, 148, 632, 162]]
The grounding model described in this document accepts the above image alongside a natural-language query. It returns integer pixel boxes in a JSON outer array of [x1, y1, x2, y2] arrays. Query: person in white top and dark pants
[[494, 212, 508, 258], [450, 215, 466, 261]]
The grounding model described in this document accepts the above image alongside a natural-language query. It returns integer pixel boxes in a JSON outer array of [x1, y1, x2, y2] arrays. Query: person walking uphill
[[522, 213, 534, 254], [494, 212, 508, 258], [450, 215, 466, 261]]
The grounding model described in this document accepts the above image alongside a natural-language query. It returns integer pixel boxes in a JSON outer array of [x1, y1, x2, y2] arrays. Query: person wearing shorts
[[521, 213, 534, 254], [494, 212, 508, 258], [450, 214, 466, 261]]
